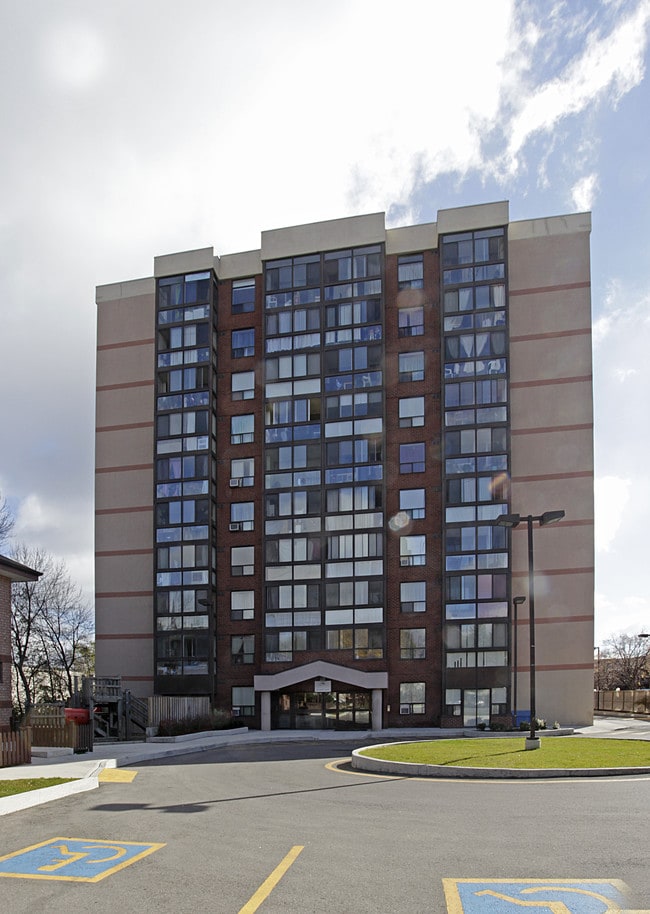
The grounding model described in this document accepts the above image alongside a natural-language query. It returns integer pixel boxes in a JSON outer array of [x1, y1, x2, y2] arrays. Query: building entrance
[[272, 690, 371, 730]]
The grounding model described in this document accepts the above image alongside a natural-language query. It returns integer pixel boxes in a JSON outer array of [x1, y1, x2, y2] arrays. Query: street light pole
[[496, 509, 565, 749], [512, 596, 526, 726]]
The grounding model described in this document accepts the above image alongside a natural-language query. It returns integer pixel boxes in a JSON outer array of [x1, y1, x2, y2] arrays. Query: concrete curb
[[352, 742, 650, 779], [0, 773, 100, 817]]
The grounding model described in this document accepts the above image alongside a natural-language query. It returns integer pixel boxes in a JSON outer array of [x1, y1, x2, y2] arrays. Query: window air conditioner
[[400, 557, 410, 567], [229, 523, 241, 532], [229, 478, 240, 487]]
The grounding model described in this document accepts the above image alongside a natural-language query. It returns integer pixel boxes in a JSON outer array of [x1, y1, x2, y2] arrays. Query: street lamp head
[[539, 510, 565, 526], [495, 513, 521, 528], [639, 633, 650, 639], [513, 595, 526, 606]]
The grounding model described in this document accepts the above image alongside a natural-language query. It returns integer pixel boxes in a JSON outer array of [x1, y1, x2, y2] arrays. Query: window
[[231, 414, 254, 445], [232, 371, 255, 400], [398, 255, 424, 290], [399, 682, 425, 714], [398, 351, 424, 382], [232, 686, 255, 716], [230, 458, 254, 487], [400, 488, 425, 520], [400, 581, 426, 613], [400, 535, 426, 566], [398, 396, 424, 428], [230, 502, 254, 531], [231, 635, 254, 664], [232, 329, 255, 358], [231, 591, 254, 620], [231, 545, 254, 576], [399, 443, 425, 474], [400, 628, 426, 659], [398, 307, 424, 337], [232, 279, 255, 314]]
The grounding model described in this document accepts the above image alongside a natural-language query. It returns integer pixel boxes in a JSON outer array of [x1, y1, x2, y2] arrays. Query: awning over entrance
[[254, 660, 387, 693], [254, 661, 388, 731]]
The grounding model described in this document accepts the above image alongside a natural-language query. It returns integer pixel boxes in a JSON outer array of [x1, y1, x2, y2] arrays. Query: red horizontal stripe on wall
[[513, 614, 593, 625], [96, 506, 153, 515], [510, 328, 591, 343], [96, 464, 153, 474], [96, 549, 153, 557], [97, 380, 154, 392], [511, 567, 594, 577], [511, 424, 592, 436], [97, 422, 154, 433], [509, 281, 590, 296], [510, 375, 591, 388], [97, 338, 155, 351], [511, 471, 592, 482], [96, 591, 153, 599]]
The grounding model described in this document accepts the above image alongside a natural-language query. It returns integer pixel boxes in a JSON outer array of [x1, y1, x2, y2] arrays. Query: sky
[[1, 0, 649, 646]]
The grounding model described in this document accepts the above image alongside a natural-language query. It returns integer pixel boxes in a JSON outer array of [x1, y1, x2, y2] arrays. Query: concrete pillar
[[372, 689, 383, 731], [260, 691, 271, 731]]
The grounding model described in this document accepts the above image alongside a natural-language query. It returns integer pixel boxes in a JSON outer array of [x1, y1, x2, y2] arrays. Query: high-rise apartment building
[[95, 201, 594, 730]]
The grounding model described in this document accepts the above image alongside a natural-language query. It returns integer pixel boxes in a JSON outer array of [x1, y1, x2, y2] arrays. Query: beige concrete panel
[[218, 249, 262, 279], [96, 277, 155, 303], [510, 565, 593, 615], [96, 638, 153, 684], [510, 426, 593, 480], [509, 522, 594, 572], [509, 211, 591, 242], [95, 510, 153, 553], [96, 293, 155, 347], [95, 553, 153, 594], [96, 343, 155, 388], [510, 379, 593, 429], [154, 247, 214, 277], [261, 213, 385, 260], [510, 334, 592, 383], [535, 619, 595, 667], [437, 201, 509, 234], [95, 468, 153, 511], [95, 594, 153, 636], [96, 385, 155, 429], [96, 426, 154, 470], [515, 669, 594, 726], [510, 476, 593, 524], [510, 287, 592, 337], [509, 230, 590, 291], [386, 222, 438, 254]]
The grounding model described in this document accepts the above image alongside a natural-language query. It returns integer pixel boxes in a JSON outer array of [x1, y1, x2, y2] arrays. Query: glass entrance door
[[462, 688, 490, 726], [272, 691, 371, 729]]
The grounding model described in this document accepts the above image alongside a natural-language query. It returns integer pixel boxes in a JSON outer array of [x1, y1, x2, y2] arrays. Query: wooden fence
[[26, 705, 92, 752], [0, 728, 32, 768], [148, 695, 210, 727], [595, 689, 650, 714]]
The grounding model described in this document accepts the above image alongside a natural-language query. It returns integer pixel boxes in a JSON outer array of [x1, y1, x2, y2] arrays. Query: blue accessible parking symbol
[[442, 878, 637, 913], [0, 837, 165, 883]]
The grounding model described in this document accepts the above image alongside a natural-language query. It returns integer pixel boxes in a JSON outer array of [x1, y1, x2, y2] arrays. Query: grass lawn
[[0, 777, 76, 798], [359, 738, 650, 769]]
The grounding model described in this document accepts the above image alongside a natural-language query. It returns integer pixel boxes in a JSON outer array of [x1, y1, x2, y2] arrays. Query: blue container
[[515, 710, 531, 726]]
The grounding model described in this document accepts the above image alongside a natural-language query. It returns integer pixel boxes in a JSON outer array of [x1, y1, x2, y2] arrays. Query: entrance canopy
[[254, 660, 387, 693]]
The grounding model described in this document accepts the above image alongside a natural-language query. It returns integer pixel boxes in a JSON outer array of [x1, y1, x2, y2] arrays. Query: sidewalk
[[1, 716, 648, 816]]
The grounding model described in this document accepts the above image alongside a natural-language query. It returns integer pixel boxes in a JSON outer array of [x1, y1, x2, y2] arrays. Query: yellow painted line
[[99, 769, 138, 783], [238, 845, 304, 914]]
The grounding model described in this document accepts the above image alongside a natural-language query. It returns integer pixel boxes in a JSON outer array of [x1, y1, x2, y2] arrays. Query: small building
[[0, 554, 41, 729]]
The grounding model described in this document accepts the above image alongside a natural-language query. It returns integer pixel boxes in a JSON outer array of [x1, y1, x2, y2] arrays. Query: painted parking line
[[0, 837, 165, 883], [443, 879, 635, 913], [98, 768, 138, 783], [238, 845, 304, 914]]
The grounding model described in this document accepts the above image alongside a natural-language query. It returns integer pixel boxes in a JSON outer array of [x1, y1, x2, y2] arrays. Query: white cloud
[[595, 592, 650, 643], [571, 172, 599, 210], [503, 1, 650, 171], [40, 20, 107, 90], [594, 476, 631, 552]]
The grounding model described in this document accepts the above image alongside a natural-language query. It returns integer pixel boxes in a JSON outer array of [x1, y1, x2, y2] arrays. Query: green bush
[[156, 709, 245, 737]]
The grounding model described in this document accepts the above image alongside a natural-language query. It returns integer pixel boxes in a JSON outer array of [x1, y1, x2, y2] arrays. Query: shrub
[[490, 721, 507, 731], [476, 722, 487, 731], [156, 709, 245, 737]]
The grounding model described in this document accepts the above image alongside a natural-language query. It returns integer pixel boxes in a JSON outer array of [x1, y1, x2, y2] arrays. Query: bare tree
[[11, 544, 94, 713], [0, 490, 14, 549], [598, 632, 650, 690]]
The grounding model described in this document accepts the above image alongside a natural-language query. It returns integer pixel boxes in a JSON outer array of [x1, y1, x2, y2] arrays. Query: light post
[[496, 510, 565, 749], [512, 596, 526, 726]]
